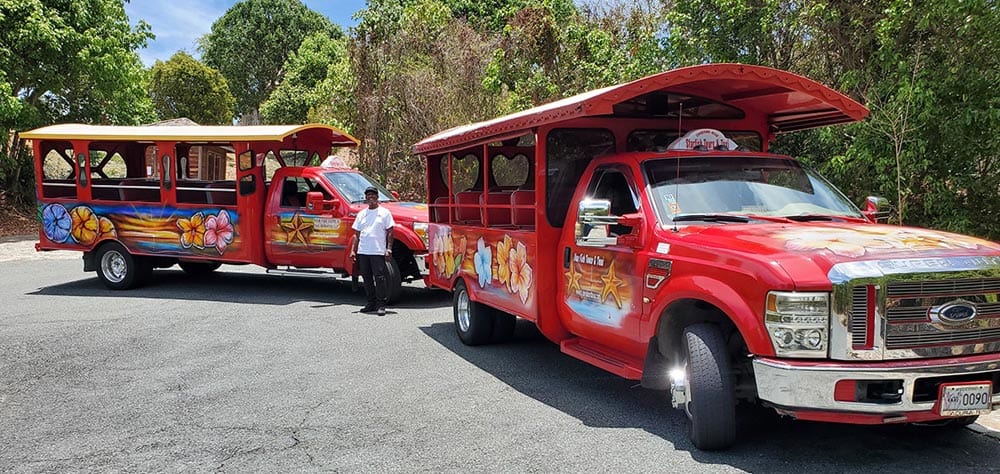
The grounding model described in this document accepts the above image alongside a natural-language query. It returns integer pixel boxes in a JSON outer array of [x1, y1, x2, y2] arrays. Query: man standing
[[350, 186, 395, 315]]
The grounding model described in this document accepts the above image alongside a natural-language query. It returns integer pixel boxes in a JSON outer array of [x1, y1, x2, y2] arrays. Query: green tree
[[260, 32, 351, 126], [483, 0, 669, 112], [349, 0, 502, 197], [199, 0, 341, 123], [148, 52, 235, 125], [0, 0, 155, 205]]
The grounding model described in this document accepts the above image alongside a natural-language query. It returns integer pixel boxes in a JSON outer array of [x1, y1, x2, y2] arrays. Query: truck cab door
[[265, 174, 347, 268], [557, 165, 647, 352]]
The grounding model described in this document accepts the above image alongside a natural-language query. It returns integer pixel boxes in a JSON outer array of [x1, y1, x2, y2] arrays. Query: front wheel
[[683, 323, 737, 450], [453, 280, 493, 345], [95, 242, 149, 290]]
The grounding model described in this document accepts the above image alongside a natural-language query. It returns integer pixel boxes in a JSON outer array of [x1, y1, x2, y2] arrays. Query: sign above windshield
[[667, 129, 739, 151]]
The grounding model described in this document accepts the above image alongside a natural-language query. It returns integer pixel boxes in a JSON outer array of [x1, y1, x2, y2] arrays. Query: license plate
[[938, 382, 993, 417]]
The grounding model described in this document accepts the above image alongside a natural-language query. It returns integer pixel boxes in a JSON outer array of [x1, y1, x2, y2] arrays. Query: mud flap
[[641, 336, 672, 390]]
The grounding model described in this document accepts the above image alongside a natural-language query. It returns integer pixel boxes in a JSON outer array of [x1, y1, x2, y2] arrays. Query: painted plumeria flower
[[507, 241, 532, 304], [177, 212, 206, 249], [204, 210, 234, 254], [474, 237, 492, 288], [42, 204, 71, 243], [69, 206, 100, 246]]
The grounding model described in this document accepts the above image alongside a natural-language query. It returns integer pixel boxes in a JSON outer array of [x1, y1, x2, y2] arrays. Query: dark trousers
[[358, 254, 388, 306]]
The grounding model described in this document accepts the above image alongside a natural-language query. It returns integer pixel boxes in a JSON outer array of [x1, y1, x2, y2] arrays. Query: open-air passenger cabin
[[415, 63, 868, 233]]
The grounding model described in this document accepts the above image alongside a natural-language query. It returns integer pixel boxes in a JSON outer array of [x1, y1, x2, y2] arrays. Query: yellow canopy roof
[[21, 123, 359, 146]]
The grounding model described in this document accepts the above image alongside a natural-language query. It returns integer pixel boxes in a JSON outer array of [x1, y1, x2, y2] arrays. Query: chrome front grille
[[887, 278, 1000, 297], [884, 278, 1000, 353], [849, 286, 869, 348], [887, 326, 1000, 348], [829, 257, 1000, 361]]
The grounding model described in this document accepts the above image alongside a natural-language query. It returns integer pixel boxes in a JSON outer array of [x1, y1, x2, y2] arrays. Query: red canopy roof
[[414, 63, 868, 155]]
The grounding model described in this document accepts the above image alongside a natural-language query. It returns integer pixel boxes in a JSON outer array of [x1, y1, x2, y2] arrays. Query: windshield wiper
[[671, 213, 751, 223], [783, 214, 841, 222]]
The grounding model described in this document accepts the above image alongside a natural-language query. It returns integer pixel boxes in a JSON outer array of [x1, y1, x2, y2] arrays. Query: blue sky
[[124, 0, 368, 67]]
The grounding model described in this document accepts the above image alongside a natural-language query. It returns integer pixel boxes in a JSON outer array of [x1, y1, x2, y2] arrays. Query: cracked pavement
[[2, 248, 1000, 472]]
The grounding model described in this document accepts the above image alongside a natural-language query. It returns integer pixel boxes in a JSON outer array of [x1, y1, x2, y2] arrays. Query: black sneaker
[[359, 304, 376, 313], [377, 307, 386, 316]]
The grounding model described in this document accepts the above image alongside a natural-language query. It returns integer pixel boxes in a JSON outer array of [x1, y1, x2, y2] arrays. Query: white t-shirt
[[352, 206, 395, 255]]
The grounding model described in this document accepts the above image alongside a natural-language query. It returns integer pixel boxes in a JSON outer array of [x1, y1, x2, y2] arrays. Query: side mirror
[[306, 191, 340, 214], [615, 213, 644, 248], [576, 199, 618, 247], [863, 196, 892, 223]]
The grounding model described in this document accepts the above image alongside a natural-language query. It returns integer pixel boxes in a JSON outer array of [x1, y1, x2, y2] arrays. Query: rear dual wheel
[[453, 280, 516, 346], [96, 241, 152, 290]]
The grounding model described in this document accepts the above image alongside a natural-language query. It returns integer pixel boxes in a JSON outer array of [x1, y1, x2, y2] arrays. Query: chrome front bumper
[[753, 356, 1000, 413]]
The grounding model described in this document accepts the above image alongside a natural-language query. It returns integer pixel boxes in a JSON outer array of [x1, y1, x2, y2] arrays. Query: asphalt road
[[2, 255, 1000, 472]]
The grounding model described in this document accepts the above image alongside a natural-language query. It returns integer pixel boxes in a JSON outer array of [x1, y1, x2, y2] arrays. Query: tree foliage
[[0, 0, 155, 206], [148, 52, 235, 125], [2, 0, 999, 241], [260, 32, 351, 127], [199, 0, 341, 123]]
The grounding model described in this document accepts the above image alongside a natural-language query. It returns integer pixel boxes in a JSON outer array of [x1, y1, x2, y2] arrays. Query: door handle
[[563, 247, 571, 269]]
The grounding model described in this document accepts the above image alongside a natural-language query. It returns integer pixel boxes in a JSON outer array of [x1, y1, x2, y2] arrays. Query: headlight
[[413, 222, 429, 248], [765, 291, 829, 358]]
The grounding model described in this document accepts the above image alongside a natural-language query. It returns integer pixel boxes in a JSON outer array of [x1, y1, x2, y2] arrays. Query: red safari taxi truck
[[22, 123, 428, 302], [413, 63, 1000, 449]]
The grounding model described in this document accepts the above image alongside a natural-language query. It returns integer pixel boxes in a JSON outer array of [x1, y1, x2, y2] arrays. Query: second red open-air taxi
[[414, 64, 1000, 449]]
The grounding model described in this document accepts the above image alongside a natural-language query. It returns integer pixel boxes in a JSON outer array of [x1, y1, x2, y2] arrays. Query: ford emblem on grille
[[930, 299, 978, 326]]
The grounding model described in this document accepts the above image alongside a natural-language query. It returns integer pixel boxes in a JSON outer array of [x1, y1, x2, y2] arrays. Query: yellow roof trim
[[20, 123, 359, 146]]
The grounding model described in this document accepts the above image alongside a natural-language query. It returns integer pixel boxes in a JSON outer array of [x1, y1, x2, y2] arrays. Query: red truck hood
[[351, 201, 429, 224], [672, 222, 1000, 288]]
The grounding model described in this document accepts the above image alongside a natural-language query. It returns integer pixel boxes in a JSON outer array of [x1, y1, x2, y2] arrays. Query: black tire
[[491, 310, 516, 343], [683, 323, 737, 450], [95, 242, 145, 290], [386, 258, 402, 304], [453, 280, 493, 345], [178, 261, 222, 275]]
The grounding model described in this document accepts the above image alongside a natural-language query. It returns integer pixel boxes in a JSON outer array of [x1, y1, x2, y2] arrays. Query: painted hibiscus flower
[[507, 241, 532, 304], [495, 234, 513, 287], [177, 212, 207, 249], [204, 210, 235, 254], [41, 204, 71, 243], [473, 237, 492, 288], [98, 216, 117, 238], [69, 206, 100, 246], [432, 233, 448, 276]]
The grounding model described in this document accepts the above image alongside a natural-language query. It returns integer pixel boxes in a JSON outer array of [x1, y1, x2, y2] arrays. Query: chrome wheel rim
[[457, 288, 471, 332], [101, 250, 127, 283]]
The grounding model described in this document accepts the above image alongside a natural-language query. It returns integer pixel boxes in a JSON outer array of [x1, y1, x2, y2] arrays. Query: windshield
[[643, 156, 862, 224], [322, 171, 395, 204]]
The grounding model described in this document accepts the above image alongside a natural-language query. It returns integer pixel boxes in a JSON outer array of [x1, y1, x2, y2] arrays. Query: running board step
[[560, 338, 643, 380], [265, 267, 348, 278]]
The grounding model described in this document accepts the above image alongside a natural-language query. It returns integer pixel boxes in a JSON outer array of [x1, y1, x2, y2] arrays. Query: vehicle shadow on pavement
[[27, 268, 449, 309], [420, 320, 1000, 471]]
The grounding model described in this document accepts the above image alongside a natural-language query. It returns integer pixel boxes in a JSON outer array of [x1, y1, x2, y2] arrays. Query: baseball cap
[[364, 186, 378, 195]]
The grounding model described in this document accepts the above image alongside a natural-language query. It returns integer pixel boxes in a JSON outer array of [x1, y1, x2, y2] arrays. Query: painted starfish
[[564, 263, 583, 296], [281, 212, 314, 246], [600, 260, 625, 309]]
